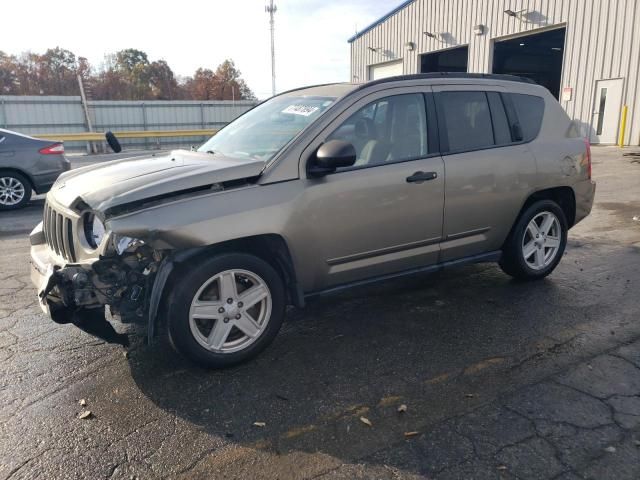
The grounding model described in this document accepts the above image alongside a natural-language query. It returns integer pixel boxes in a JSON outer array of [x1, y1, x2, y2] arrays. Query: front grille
[[43, 201, 76, 262]]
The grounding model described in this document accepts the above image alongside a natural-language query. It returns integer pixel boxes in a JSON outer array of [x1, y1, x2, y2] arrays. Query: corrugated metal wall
[[350, 0, 640, 145], [0, 96, 257, 151]]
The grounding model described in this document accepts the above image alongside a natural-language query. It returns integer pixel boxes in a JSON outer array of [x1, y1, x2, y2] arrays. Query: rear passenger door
[[432, 86, 538, 261]]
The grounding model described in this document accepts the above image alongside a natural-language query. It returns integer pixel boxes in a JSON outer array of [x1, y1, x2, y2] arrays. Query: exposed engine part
[[42, 244, 163, 324]]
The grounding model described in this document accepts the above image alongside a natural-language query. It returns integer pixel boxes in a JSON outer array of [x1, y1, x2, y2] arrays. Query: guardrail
[[34, 129, 219, 142]]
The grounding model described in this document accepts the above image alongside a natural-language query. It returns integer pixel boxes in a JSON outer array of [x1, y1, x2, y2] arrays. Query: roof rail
[[361, 73, 537, 89]]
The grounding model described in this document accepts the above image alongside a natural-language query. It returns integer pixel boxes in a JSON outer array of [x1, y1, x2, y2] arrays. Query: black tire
[[499, 199, 568, 280], [0, 171, 32, 210], [167, 253, 286, 368]]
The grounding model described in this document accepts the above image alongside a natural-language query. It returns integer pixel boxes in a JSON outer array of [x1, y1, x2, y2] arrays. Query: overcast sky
[[2, 0, 401, 99]]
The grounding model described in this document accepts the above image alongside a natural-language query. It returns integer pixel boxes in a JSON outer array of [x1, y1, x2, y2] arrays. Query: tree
[[114, 48, 152, 99], [148, 60, 180, 99], [0, 48, 257, 101], [184, 68, 217, 100], [0, 51, 18, 94], [37, 47, 79, 95], [213, 59, 256, 101]]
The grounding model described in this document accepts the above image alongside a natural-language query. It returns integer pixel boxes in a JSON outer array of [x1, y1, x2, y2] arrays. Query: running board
[[305, 250, 502, 299]]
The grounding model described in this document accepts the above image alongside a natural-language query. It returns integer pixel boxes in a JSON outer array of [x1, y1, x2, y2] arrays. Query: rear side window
[[439, 91, 494, 152], [508, 93, 545, 142]]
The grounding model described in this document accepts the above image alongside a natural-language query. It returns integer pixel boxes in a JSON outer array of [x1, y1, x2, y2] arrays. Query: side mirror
[[105, 131, 122, 153], [308, 140, 356, 176]]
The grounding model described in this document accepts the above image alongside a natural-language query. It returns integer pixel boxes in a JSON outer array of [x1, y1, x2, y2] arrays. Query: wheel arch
[[0, 167, 36, 191], [503, 186, 576, 249], [149, 233, 303, 341]]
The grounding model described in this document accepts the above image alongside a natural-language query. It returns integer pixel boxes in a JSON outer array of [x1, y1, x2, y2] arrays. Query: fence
[[0, 96, 257, 152]]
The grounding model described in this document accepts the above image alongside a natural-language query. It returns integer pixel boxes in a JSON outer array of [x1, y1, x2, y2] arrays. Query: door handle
[[406, 171, 438, 183]]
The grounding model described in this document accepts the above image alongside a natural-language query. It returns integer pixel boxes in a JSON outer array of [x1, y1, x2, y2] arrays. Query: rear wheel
[[500, 200, 568, 280], [167, 253, 285, 368], [0, 172, 31, 210]]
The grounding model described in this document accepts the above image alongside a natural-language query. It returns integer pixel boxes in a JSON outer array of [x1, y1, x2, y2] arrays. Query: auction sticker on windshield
[[281, 104, 320, 116]]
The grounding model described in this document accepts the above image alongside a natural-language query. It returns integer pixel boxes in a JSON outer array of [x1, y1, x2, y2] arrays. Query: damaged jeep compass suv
[[30, 74, 595, 368]]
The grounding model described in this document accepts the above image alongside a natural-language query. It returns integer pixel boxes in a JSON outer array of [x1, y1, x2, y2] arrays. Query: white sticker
[[282, 104, 320, 116]]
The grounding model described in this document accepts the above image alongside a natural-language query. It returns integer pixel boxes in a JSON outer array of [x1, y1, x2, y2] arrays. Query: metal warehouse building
[[349, 0, 640, 145]]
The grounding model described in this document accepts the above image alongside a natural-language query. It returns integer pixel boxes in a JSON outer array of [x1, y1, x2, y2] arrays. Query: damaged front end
[[33, 225, 166, 331]]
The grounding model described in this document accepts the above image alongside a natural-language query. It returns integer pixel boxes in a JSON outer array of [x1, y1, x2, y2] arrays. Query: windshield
[[198, 95, 335, 162]]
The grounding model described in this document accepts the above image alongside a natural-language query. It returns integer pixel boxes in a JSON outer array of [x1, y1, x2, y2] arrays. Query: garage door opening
[[420, 46, 468, 73], [492, 28, 566, 99], [368, 60, 403, 81]]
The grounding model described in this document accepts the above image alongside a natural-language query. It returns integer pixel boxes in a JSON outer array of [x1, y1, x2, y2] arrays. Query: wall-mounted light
[[404, 41, 416, 51], [504, 9, 526, 18], [367, 46, 379, 52], [423, 31, 436, 38], [473, 24, 485, 35]]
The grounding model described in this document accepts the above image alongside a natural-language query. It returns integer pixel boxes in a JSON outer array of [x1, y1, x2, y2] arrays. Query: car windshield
[[198, 95, 336, 162]]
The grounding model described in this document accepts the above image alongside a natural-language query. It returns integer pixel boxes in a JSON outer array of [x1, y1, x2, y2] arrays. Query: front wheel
[[499, 200, 568, 280], [167, 253, 286, 368]]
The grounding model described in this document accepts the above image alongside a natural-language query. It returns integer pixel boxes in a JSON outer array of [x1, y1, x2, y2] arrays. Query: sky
[[1, 0, 401, 99]]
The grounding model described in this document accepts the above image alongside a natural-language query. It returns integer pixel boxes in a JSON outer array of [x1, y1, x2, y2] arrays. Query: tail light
[[39, 143, 64, 155], [583, 138, 592, 179]]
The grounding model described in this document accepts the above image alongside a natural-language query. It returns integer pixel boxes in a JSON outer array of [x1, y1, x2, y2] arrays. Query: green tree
[[114, 48, 152, 99]]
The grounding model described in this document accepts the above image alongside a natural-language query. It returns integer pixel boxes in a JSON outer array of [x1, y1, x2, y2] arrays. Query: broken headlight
[[111, 235, 145, 255], [83, 212, 107, 249]]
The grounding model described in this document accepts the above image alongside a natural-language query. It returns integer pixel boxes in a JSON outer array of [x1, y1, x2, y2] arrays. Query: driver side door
[[289, 87, 445, 292]]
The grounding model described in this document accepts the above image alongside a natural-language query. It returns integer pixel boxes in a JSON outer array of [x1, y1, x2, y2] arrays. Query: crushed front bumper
[[30, 229, 104, 324]]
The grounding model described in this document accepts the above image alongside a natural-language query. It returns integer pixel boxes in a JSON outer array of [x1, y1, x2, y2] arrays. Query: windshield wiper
[[206, 150, 217, 155]]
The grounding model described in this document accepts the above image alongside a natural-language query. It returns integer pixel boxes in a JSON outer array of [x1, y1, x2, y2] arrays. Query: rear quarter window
[[509, 93, 545, 142]]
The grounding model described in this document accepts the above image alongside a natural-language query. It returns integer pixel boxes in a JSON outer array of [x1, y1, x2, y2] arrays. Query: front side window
[[327, 93, 428, 169], [198, 95, 335, 162], [440, 91, 494, 152]]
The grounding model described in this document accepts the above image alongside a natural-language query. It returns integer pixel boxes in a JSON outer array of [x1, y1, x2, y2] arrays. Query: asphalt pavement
[[1, 147, 639, 479]]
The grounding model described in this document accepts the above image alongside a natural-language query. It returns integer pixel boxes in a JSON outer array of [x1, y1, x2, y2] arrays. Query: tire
[[499, 199, 568, 280], [167, 253, 286, 368], [0, 171, 32, 210]]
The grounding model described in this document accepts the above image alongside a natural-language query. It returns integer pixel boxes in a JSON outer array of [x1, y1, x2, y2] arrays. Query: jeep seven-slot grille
[[43, 202, 76, 262]]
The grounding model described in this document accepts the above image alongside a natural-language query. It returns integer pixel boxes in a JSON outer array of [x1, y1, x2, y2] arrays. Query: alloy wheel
[[522, 211, 562, 270], [0, 176, 26, 206], [188, 269, 272, 354]]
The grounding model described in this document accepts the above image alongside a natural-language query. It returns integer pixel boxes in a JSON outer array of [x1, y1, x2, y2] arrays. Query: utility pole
[[77, 74, 96, 153], [265, 0, 277, 97]]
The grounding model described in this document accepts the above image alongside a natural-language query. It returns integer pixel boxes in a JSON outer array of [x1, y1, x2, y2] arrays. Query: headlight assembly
[[83, 212, 107, 249], [112, 235, 145, 255]]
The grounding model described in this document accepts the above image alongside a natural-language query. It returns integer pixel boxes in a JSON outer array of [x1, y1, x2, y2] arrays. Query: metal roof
[[348, 0, 415, 43]]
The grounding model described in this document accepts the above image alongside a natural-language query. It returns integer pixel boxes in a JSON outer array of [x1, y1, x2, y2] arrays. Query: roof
[[348, 0, 415, 43]]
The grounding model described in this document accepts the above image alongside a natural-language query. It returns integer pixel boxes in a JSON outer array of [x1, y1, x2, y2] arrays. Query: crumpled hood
[[51, 150, 265, 212]]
